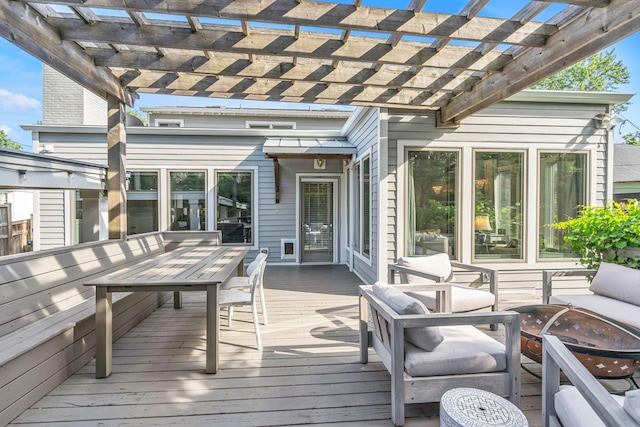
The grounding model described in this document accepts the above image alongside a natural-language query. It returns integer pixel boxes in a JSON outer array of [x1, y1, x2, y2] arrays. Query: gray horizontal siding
[[38, 191, 65, 250], [385, 100, 611, 290]]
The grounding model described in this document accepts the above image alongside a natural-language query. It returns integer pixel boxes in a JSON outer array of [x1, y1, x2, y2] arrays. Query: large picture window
[[539, 152, 587, 258], [216, 171, 253, 244], [127, 171, 158, 235], [474, 152, 524, 260], [407, 150, 458, 258], [170, 171, 206, 231]]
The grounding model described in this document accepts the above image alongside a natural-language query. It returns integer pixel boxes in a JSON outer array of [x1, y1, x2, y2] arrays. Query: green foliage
[[530, 50, 630, 92], [554, 200, 640, 270], [416, 199, 455, 232], [622, 131, 640, 145], [0, 130, 21, 150]]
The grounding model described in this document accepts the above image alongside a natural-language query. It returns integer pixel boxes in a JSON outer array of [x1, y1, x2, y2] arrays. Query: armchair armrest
[[541, 269, 596, 304], [542, 335, 638, 427]]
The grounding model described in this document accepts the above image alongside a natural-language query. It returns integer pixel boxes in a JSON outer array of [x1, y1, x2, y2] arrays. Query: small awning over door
[[263, 138, 356, 159], [263, 138, 356, 204]]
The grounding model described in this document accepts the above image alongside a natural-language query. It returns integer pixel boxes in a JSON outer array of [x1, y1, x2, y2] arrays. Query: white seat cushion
[[408, 284, 495, 313], [221, 276, 249, 290], [555, 385, 625, 427], [625, 389, 640, 424], [403, 325, 506, 377], [219, 289, 251, 305], [549, 294, 640, 329]]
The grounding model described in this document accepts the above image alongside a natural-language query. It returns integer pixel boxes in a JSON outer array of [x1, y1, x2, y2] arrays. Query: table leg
[[237, 258, 244, 276], [206, 284, 220, 374], [95, 287, 112, 378], [174, 291, 182, 308]]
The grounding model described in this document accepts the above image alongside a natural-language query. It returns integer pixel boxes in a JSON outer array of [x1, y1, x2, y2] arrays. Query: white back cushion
[[590, 262, 640, 306], [372, 282, 444, 352], [397, 254, 454, 284]]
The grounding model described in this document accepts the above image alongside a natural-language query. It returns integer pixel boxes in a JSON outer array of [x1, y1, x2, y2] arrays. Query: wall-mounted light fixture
[[595, 112, 623, 130], [17, 169, 27, 182], [432, 184, 443, 195], [67, 171, 75, 180], [314, 158, 326, 170]]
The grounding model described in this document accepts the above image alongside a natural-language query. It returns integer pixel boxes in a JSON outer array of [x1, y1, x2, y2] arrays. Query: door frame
[[296, 174, 340, 264]]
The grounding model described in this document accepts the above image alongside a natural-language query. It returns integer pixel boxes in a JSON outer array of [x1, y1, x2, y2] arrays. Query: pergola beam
[[91, 48, 480, 92], [0, 1, 133, 106], [49, 17, 512, 71], [440, 0, 640, 124], [23, 0, 556, 46], [538, 0, 609, 6]]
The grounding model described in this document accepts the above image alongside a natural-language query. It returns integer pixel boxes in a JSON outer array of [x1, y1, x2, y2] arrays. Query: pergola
[[1, 0, 638, 238]]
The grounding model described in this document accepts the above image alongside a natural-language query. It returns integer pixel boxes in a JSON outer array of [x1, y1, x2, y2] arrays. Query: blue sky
[[1, 3, 640, 151]]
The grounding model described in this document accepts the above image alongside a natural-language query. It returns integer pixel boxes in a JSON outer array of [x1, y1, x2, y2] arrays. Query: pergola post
[[107, 95, 127, 240]]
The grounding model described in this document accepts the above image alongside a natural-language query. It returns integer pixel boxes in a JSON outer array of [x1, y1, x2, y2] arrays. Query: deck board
[[8, 265, 638, 426]]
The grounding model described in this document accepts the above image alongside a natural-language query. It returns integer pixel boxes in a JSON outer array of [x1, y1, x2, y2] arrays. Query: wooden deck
[[8, 265, 638, 426]]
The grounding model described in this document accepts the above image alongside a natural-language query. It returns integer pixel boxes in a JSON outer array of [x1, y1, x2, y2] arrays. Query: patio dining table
[[85, 244, 250, 378]]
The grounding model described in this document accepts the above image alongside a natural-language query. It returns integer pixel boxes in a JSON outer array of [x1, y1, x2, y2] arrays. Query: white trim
[[296, 174, 341, 264], [505, 90, 634, 105], [214, 167, 259, 251], [64, 189, 72, 246], [21, 124, 344, 139], [207, 168, 215, 231], [340, 106, 370, 136], [159, 168, 168, 232], [154, 119, 184, 127], [280, 238, 297, 260], [246, 120, 296, 130], [33, 190, 41, 251], [377, 108, 388, 280]]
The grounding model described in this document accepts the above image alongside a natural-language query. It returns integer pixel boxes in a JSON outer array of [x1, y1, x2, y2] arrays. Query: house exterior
[[24, 70, 633, 292], [613, 144, 640, 201]]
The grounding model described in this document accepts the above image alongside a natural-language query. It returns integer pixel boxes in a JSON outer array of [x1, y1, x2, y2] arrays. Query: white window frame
[[352, 149, 372, 265], [246, 120, 296, 130], [213, 168, 258, 249], [126, 169, 161, 235], [154, 119, 184, 127]]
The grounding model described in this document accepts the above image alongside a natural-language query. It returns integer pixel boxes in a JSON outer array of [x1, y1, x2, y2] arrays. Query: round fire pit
[[509, 304, 640, 379]]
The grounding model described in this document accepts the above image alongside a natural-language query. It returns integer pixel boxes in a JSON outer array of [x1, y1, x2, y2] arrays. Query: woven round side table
[[440, 388, 528, 427]]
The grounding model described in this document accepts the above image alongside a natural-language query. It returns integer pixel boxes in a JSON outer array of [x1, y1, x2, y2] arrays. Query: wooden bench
[[0, 232, 172, 427]]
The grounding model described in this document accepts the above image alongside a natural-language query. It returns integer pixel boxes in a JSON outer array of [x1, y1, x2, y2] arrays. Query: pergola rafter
[[0, 0, 637, 122]]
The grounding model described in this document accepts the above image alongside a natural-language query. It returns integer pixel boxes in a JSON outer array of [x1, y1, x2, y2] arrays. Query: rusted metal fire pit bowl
[[509, 304, 640, 379]]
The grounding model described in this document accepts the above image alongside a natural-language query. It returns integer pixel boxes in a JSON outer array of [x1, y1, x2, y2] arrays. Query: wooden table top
[[85, 245, 251, 287]]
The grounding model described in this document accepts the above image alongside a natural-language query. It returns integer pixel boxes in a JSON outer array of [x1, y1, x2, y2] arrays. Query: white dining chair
[[221, 253, 268, 325], [219, 258, 265, 350]]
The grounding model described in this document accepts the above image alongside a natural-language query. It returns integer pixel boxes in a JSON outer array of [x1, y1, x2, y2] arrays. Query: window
[[155, 119, 183, 127], [353, 163, 360, 252], [539, 153, 587, 258], [474, 152, 524, 260], [246, 121, 296, 129], [351, 157, 371, 258], [169, 171, 206, 231], [216, 171, 253, 244], [127, 171, 158, 235], [407, 150, 458, 258], [363, 157, 371, 257]]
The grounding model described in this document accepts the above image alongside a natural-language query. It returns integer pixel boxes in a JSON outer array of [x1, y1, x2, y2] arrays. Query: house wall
[[37, 190, 66, 250], [146, 111, 348, 130], [345, 108, 380, 285], [33, 131, 347, 264], [384, 101, 610, 293]]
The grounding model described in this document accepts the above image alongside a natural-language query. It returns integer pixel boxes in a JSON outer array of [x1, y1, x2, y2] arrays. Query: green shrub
[[554, 199, 640, 270]]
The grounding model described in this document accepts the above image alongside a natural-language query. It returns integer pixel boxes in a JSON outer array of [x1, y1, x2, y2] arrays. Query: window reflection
[[127, 171, 158, 235], [474, 152, 524, 260], [407, 151, 458, 258], [539, 153, 587, 258], [216, 171, 252, 244], [170, 171, 206, 231]]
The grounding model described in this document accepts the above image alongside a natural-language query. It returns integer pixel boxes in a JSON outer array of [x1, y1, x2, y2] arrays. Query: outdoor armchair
[[542, 334, 640, 427], [388, 253, 499, 329], [359, 282, 520, 426]]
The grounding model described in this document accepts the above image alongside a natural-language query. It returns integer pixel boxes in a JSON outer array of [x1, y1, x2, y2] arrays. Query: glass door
[[301, 181, 334, 263]]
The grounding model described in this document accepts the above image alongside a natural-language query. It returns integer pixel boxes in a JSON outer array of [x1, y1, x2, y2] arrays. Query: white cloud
[[0, 124, 14, 136], [0, 88, 40, 111]]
